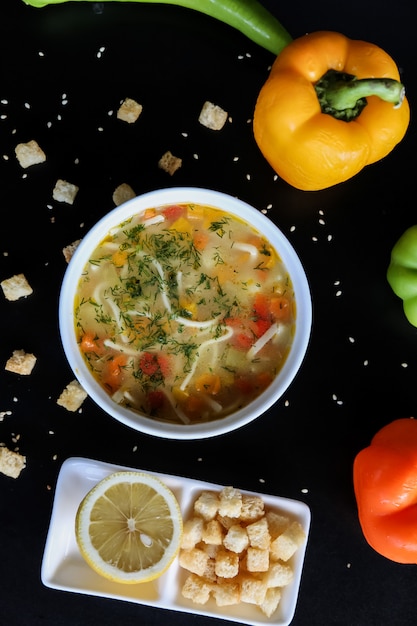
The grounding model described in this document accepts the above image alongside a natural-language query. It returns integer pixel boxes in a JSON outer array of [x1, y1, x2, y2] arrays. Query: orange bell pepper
[[353, 418, 417, 564], [253, 31, 410, 191]]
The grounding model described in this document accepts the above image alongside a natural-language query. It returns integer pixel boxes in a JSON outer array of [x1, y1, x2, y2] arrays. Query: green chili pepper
[[22, 0, 293, 56], [387, 225, 417, 327]]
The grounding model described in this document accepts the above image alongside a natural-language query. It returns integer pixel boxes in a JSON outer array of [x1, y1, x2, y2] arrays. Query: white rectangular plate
[[41, 457, 310, 625]]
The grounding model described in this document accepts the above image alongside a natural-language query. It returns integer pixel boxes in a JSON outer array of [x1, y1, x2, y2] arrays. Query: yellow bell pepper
[[253, 31, 410, 191]]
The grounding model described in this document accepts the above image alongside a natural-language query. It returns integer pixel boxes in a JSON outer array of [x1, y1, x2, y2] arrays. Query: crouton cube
[[0, 446, 26, 478], [212, 579, 240, 606], [219, 486, 242, 518], [202, 519, 224, 546], [240, 494, 265, 521], [246, 517, 270, 549], [266, 511, 290, 539], [5, 349, 37, 375], [158, 150, 182, 175], [57, 380, 87, 412], [53, 179, 79, 204], [239, 574, 268, 605], [198, 101, 228, 130], [62, 239, 82, 263], [263, 561, 294, 587], [214, 548, 239, 579], [201, 555, 217, 582], [15, 139, 46, 168], [223, 524, 249, 554], [217, 515, 236, 531], [1, 273, 33, 301], [181, 516, 204, 550], [181, 574, 212, 604], [202, 541, 220, 560], [194, 490, 219, 520], [117, 97, 143, 123], [270, 521, 306, 562], [246, 547, 269, 572], [260, 587, 282, 618], [179, 548, 210, 577], [112, 183, 136, 206]]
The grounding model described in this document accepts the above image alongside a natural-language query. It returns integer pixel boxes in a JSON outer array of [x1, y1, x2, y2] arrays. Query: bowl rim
[[59, 186, 312, 439]]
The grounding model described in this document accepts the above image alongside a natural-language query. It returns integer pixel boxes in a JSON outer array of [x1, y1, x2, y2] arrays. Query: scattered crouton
[[198, 101, 228, 130], [158, 150, 182, 175], [15, 139, 46, 168], [5, 349, 37, 375], [117, 97, 143, 123], [112, 183, 136, 206], [53, 179, 79, 204], [62, 239, 82, 263], [57, 380, 87, 412], [1, 273, 33, 301], [0, 446, 26, 478]]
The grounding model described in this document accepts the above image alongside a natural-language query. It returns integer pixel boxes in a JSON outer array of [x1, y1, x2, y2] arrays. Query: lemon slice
[[75, 471, 183, 584]]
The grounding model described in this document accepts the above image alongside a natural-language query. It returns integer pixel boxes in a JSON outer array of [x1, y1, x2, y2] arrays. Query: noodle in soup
[[74, 202, 296, 424]]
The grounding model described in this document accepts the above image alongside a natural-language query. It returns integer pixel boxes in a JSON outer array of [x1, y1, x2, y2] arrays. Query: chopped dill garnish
[[209, 217, 230, 238]]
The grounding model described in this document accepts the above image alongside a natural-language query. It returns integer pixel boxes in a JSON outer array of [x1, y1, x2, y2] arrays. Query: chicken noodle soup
[[75, 203, 296, 424]]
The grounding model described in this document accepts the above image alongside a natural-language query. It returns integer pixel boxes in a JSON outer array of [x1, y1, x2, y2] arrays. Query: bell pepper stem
[[327, 78, 405, 109], [315, 69, 406, 121]]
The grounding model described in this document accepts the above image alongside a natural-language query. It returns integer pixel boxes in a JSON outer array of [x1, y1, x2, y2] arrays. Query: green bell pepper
[[21, 0, 293, 56], [387, 225, 417, 327]]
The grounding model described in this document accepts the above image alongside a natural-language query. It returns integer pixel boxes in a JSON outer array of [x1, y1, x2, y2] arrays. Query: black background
[[1, 1, 417, 625]]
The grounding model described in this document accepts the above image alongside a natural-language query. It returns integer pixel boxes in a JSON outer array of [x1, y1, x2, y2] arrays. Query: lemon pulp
[[75, 471, 183, 584]]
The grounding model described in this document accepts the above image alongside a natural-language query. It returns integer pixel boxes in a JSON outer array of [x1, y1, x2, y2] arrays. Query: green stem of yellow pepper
[[315, 69, 406, 122], [22, 0, 294, 56]]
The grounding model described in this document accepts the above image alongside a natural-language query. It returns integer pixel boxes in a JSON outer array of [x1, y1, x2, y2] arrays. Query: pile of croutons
[[179, 486, 305, 618]]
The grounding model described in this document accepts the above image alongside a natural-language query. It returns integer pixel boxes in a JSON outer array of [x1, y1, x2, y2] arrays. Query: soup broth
[[75, 203, 296, 424]]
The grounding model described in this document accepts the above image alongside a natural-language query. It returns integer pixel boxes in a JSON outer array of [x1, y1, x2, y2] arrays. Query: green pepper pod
[[387, 225, 417, 327], [21, 0, 293, 56]]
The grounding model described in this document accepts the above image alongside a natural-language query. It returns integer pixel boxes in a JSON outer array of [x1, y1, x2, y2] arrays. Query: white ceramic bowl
[[59, 187, 312, 439]]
